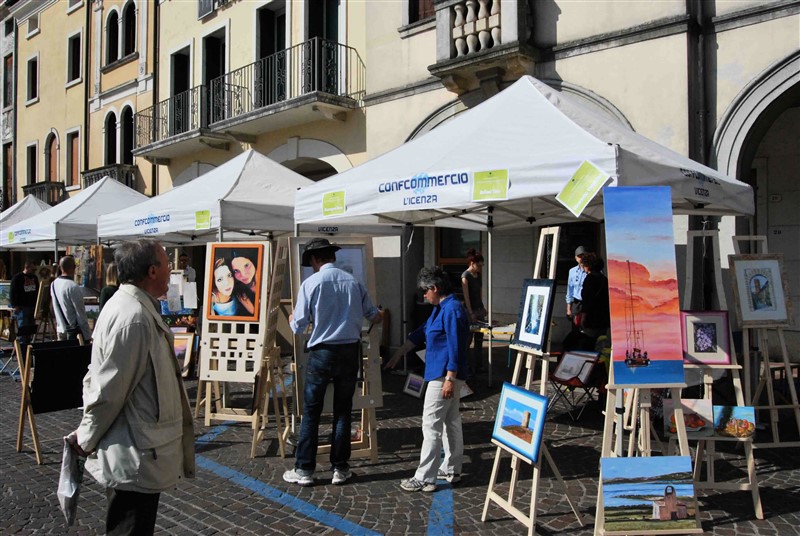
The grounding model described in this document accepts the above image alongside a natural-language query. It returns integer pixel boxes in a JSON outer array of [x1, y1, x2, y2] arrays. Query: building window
[[66, 131, 79, 187], [27, 14, 39, 37], [67, 33, 81, 83], [198, 0, 214, 19], [106, 11, 119, 64], [26, 144, 37, 185], [122, 2, 136, 56], [121, 107, 134, 164], [3, 55, 12, 108], [105, 112, 117, 165], [68, 0, 83, 10], [4, 19, 14, 37], [409, 0, 435, 24], [44, 133, 57, 181], [26, 56, 38, 103], [2, 143, 12, 210]]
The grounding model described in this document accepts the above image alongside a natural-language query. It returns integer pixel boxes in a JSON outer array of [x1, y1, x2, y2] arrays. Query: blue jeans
[[13, 307, 35, 345], [295, 342, 360, 474]]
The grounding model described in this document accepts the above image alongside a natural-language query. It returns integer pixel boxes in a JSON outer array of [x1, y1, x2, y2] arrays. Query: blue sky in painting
[[603, 186, 675, 268], [603, 456, 692, 480], [502, 397, 538, 428]]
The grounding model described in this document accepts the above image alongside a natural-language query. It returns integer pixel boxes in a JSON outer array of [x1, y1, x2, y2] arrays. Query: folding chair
[[548, 350, 600, 421]]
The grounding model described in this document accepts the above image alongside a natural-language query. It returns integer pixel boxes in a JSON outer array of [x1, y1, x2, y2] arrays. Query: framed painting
[[403, 373, 425, 398], [552, 350, 599, 384], [680, 311, 731, 365], [729, 254, 791, 328], [663, 399, 713, 438], [206, 243, 264, 322], [173, 333, 195, 378], [0, 280, 10, 309], [601, 456, 699, 533], [511, 279, 556, 352], [491, 382, 548, 463]]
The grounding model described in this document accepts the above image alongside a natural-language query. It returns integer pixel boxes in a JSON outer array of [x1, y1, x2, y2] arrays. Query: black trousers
[[106, 488, 161, 536]]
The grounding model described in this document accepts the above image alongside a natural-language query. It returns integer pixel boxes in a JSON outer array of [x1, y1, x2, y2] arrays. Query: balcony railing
[[135, 38, 364, 149], [136, 85, 207, 148], [81, 164, 139, 190], [22, 181, 67, 205]]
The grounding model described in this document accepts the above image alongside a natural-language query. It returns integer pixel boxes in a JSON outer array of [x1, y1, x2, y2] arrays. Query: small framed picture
[[552, 351, 599, 384], [173, 333, 195, 378], [680, 311, 731, 365], [728, 254, 792, 327], [0, 280, 11, 309], [206, 243, 264, 322], [492, 382, 548, 463], [403, 373, 426, 398], [512, 279, 556, 352]]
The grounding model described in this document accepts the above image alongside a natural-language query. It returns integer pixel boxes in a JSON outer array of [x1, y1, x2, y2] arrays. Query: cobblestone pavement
[[2, 359, 800, 535]]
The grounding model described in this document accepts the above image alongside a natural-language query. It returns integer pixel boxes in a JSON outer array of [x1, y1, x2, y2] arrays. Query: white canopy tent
[[294, 76, 755, 380], [98, 149, 314, 245], [295, 76, 753, 229], [1, 177, 148, 253], [0, 195, 51, 228]]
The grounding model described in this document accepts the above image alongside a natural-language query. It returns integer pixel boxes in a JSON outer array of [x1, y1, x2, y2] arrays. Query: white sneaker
[[437, 469, 461, 484], [283, 468, 314, 487], [332, 468, 352, 485]]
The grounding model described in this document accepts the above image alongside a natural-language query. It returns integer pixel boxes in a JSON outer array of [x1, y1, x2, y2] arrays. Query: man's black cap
[[301, 238, 341, 267]]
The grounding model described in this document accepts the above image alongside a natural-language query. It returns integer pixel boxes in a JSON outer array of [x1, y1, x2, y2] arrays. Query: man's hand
[[66, 432, 88, 457]]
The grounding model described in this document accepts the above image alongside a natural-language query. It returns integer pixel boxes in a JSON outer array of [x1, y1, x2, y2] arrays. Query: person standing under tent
[[178, 252, 196, 282], [566, 246, 589, 329], [387, 267, 470, 492], [69, 238, 195, 535], [9, 258, 39, 345], [99, 262, 119, 312], [461, 248, 486, 375], [284, 238, 383, 487], [50, 256, 91, 341]]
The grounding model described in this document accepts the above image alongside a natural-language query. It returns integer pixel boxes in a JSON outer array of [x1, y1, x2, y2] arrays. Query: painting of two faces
[[206, 244, 264, 322]]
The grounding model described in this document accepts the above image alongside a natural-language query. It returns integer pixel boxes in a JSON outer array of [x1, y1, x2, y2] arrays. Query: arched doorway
[[281, 157, 337, 181]]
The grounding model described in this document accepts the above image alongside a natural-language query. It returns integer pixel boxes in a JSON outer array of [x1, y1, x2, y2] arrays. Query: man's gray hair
[[115, 238, 164, 284]]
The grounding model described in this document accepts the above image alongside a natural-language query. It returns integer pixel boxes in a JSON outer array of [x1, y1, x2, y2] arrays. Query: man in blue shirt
[[284, 238, 382, 487], [566, 246, 588, 328]]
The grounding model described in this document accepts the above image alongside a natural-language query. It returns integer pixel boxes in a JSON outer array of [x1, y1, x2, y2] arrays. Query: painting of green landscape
[[601, 456, 699, 533]]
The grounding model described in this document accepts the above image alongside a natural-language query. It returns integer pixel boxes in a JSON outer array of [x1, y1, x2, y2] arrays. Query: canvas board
[[491, 382, 547, 463], [713, 405, 756, 438], [604, 186, 685, 387], [0, 280, 10, 309], [728, 254, 791, 327], [511, 279, 556, 352], [663, 399, 713, 438], [173, 333, 195, 378], [552, 351, 598, 384], [403, 373, 425, 398]]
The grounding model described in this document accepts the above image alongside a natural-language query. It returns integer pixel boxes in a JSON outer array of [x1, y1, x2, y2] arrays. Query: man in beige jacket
[[70, 239, 195, 535]]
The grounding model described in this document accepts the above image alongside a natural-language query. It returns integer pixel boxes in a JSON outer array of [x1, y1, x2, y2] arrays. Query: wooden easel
[[288, 237, 384, 463], [676, 229, 763, 518], [483, 226, 584, 535], [198, 240, 290, 459], [33, 280, 55, 342], [731, 235, 800, 448]]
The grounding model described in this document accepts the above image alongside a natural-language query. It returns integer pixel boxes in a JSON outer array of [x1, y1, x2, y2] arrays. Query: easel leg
[[194, 379, 205, 418], [777, 328, 800, 435], [542, 444, 584, 526], [759, 331, 780, 443], [482, 446, 504, 522], [744, 442, 764, 519]]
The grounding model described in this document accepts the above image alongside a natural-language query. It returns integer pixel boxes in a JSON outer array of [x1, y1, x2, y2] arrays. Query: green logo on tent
[[7, 231, 13, 243], [556, 160, 610, 217], [195, 210, 211, 230], [472, 170, 509, 201], [322, 191, 345, 217]]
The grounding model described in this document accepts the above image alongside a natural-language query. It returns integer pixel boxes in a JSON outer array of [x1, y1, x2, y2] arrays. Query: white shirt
[[183, 266, 196, 282], [50, 276, 92, 340]]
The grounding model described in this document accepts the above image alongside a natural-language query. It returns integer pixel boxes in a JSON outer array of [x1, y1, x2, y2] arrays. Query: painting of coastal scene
[[491, 382, 547, 463], [601, 456, 699, 533]]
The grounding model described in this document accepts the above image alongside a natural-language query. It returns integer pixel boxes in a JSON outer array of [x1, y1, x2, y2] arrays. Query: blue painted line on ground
[[429, 481, 454, 535], [193, 423, 381, 536]]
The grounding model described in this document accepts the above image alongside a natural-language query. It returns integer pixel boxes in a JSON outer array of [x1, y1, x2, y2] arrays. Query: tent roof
[[2, 177, 148, 249], [295, 76, 753, 230], [0, 195, 51, 227], [98, 149, 314, 245]]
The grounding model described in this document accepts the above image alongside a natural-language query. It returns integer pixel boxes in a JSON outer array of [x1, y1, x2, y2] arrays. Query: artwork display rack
[[288, 237, 383, 463], [731, 235, 800, 449], [674, 229, 763, 518], [482, 226, 584, 535], [197, 240, 290, 459]]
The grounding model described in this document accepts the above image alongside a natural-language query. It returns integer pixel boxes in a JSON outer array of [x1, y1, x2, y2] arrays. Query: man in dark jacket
[[9, 258, 38, 345]]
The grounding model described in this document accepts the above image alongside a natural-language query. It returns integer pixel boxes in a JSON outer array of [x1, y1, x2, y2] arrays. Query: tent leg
[[487, 223, 493, 387]]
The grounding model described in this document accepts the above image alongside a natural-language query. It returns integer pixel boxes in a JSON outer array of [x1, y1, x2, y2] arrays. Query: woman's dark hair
[[417, 266, 453, 296], [579, 252, 604, 272], [466, 248, 484, 264]]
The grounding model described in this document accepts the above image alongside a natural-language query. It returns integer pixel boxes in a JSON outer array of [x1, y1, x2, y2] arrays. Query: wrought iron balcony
[[429, 0, 537, 94], [133, 38, 365, 160], [22, 181, 67, 205], [81, 164, 140, 191]]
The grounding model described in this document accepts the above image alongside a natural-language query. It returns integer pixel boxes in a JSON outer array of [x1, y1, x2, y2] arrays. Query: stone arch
[[712, 50, 800, 178], [267, 138, 351, 181]]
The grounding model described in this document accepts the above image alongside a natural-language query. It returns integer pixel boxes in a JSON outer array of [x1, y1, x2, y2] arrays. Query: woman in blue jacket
[[386, 266, 470, 492]]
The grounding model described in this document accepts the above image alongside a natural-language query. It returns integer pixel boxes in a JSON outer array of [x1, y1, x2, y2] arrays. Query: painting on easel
[[511, 279, 556, 352], [491, 382, 547, 463], [728, 254, 791, 328], [601, 456, 699, 533], [603, 186, 684, 386]]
